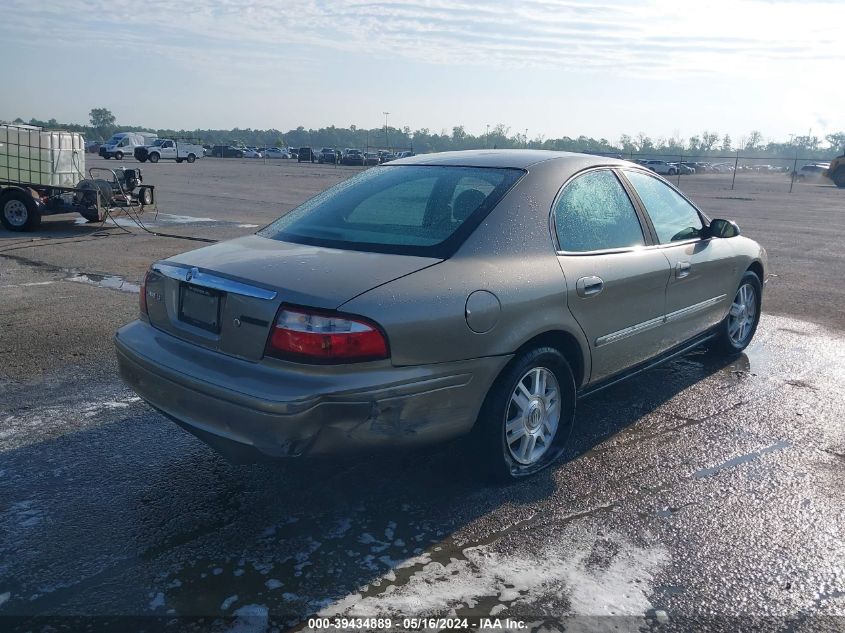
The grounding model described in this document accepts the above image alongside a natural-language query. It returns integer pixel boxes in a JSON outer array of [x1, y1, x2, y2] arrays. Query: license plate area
[[179, 283, 222, 333]]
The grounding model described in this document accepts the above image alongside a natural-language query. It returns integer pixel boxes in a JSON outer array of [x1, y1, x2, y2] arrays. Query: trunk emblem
[[233, 318, 241, 328], [186, 267, 198, 282]]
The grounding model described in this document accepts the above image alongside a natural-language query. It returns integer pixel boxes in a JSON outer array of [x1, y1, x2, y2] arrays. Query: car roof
[[391, 149, 628, 169]]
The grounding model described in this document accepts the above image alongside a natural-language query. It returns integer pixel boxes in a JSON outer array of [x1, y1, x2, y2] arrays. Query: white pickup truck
[[134, 139, 204, 164]]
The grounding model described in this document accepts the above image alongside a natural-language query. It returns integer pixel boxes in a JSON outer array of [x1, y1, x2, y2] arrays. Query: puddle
[[65, 273, 140, 293], [693, 440, 791, 479]]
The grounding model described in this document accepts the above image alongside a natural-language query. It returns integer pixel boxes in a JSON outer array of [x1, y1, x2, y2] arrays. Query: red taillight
[[139, 270, 150, 316], [266, 306, 389, 363]]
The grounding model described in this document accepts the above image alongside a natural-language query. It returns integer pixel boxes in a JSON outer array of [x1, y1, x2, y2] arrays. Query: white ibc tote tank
[[0, 124, 86, 187]]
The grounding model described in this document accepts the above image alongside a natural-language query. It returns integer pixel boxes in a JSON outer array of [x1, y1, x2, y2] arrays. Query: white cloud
[[3, 0, 843, 77]]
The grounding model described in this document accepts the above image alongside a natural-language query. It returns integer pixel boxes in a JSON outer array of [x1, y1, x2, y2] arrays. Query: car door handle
[[676, 261, 691, 278], [576, 276, 604, 297]]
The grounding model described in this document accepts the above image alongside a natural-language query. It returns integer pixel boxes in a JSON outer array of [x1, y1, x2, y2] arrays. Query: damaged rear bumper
[[115, 320, 509, 459]]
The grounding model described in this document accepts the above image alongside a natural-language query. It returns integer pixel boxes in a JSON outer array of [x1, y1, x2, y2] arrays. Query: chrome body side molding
[[595, 294, 727, 348]]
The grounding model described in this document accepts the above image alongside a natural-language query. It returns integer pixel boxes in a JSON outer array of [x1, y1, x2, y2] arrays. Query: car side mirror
[[708, 218, 741, 238]]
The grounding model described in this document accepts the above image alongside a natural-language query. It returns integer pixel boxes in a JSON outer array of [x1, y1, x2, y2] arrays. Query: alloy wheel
[[728, 283, 757, 346], [504, 367, 561, 465]]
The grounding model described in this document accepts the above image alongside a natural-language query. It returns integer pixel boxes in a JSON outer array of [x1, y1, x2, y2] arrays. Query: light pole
[[383, 112, 390, 151], [525, 128, 528, 149], [486, 124, 490, 149]]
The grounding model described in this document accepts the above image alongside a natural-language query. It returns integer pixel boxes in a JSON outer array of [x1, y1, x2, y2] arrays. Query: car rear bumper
[[115, 320, 509, 459]]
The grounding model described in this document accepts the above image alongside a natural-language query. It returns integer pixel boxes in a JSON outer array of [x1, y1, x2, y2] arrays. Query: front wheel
[[148, 153, 160, 163], [115, 151, 123, 160], [474, 347, 576, 481], [832, 168, 845, 188], [712, 271, 762, 355]]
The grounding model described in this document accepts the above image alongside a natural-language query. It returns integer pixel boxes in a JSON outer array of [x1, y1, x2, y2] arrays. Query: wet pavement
[[1, 313, 843, 631]]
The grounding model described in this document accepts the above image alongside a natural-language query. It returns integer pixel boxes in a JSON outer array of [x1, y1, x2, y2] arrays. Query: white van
[[99, 132, 158, 160]]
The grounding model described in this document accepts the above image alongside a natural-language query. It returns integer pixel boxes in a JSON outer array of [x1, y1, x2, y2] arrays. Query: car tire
[[103, 155, 111, 159], [1, 190, 41, 232], [115, 151, 123, 160], [669, 168, 677, 176], [176, 158, 183, 163], [137, 156, 147, 163], [832, 168, 845, 189], [148, 153, 160, 163], [187, 154, 196, 163], [474, 347, 576, 482], [711, 271, 762, 355]]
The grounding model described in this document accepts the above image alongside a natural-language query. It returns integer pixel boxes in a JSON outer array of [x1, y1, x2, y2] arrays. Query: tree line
[[9, 108, 844, 162]]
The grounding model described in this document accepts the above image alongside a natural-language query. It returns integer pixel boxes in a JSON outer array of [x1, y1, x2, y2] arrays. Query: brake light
[[139, 270, 150, 316], [267, 307, 389, 363]]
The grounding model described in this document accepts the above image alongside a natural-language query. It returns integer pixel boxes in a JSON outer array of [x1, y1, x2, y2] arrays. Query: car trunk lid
[[143, 235, 439, 361]]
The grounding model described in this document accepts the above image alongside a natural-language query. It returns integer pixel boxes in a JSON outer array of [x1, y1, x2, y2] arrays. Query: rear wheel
[[474, 347, 576, 481], [832, 168, 845, 188], [1, 190, 41, 231], [712, 271, 762, 355], [186, 154, 196, 163]]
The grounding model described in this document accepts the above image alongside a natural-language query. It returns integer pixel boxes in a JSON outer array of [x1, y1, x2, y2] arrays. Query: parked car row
[[630, 159, 797, 176], [296, 147, 415, 165]]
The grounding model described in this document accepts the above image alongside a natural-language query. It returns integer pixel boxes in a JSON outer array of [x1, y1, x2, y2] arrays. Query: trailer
[[1, 123, 155, 231]]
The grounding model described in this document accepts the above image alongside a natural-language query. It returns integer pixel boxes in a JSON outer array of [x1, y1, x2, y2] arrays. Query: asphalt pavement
[[0, 156, 843, 631]]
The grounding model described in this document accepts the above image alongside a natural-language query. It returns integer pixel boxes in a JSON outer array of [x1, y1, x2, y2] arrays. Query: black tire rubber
[[473, 346, 576, 482], [711, 270, 762, 355], [148, 153, 160, 163], [1, 190, 41, 231], [137, 186, 154, 206], [186, 154, 196, 163], [103, 155, 111, 159], [176, 158, 183, 164], [115, 151, 123, 160], [833, 168, 845, 188], [137, 156, 147, 163]]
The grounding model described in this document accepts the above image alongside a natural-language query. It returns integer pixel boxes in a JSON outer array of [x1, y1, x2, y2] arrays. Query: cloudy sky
[[2, 0, 843, 143]]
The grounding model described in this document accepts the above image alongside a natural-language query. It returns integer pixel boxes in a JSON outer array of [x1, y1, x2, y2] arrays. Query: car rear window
[[259, 166, 523, 257]]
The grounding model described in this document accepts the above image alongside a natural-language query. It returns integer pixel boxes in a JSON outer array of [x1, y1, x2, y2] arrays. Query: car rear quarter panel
[[339, 159, 594, 375]]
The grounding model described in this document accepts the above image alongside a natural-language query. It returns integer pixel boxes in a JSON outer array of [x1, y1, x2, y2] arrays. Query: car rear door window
[[624, 171, 704, 243], [553, 169, 645, 252]]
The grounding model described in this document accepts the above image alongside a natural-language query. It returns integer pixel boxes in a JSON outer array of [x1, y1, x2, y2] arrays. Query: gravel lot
[[1, 154, 843, 631]]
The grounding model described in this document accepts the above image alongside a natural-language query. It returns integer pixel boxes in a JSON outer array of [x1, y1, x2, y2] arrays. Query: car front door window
[[624, 170, 703, 243]]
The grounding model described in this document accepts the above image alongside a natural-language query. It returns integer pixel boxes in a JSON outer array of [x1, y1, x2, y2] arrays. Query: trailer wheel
[[148, 153, 160, 163], [137, 187, 154, 206], [115, 151, 124, 160], [186, 153, 196, 163], [1, 190, 41, 232]]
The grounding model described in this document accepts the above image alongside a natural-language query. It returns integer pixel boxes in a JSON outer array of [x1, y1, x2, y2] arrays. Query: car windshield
[[259, 165, 523, 257]]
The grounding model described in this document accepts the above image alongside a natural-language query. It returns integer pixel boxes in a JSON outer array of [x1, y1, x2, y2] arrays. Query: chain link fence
[[620, 151, 836, 194]]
